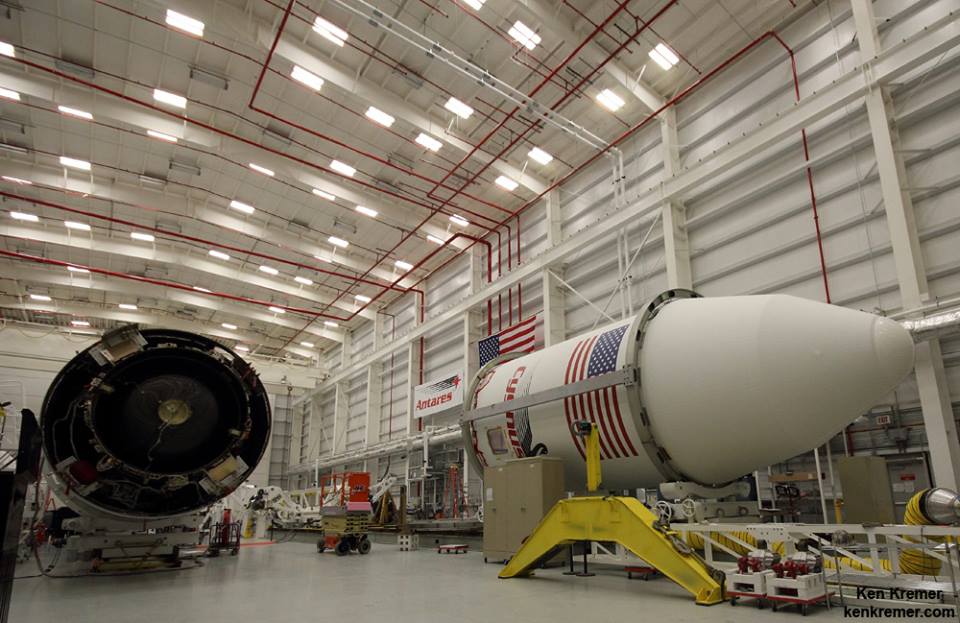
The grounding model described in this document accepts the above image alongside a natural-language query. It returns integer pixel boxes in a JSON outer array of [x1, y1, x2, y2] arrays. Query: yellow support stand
[[497, 421, 726, 606]]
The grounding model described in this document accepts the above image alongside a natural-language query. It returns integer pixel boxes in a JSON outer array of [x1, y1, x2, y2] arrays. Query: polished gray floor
[[11, 541, 848, 622]]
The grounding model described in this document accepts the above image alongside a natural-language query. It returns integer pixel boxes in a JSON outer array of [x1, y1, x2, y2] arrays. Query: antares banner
[[412, 370, 463, 419]]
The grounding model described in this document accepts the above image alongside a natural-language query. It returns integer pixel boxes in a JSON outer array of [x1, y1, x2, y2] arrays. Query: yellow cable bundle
[[684, 530, 784, 556]]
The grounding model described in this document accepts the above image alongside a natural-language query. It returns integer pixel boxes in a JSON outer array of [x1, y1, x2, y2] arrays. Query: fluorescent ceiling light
[[314, 254, 333, 263], [528, 147, 553, 165], [596, 88, 625, 112], [0, 42, 14, 58], [365, 106, 395, 128], [68, 266, 89, 273], [229, 200, 255, 214], [462, 0, 485, 10], [354, 294, 371, 303], [208, 249, 230, 260], [449, 214, 469, 227], [291, 65, 324, 91], [649, 43, 679, 70], [29, 294, 51, 302], [222, 322, 237, 330], [355, 205, 378, 218], [153, 88, 187, 109], [330, 160, 355, 177], [300, 341, 315, 348], [427, 234, 445, 245], [268, 305, 286, 314], [444, 97, 473, 119], [313, 17, 348, 46], [494, 176, 518, 191], [235, 345, 250, 352], [58, 105, 93, 120], [249, 163, 274, 176], [147, 129, 178, 143], [415, 133, 442, 152], [259, 265, 279, 275], [294, 276, 314, 286], [328, 235, 349, 248], [10, 211, 39, 222], [65, 221, 91, 231], [324, 320, 339, 327], [131, 232, 155, 242], [118, 303, 138, 310], [508, 21, 541, 50], [165, 9, 204, 37], [395, 260, 413, 271], [0, 87, 20, 101], [1, 176, 32, 185], [71, 320, 90, 327], [193, 286, 211, 293], [312, 188, 335, 201], [60, 156, 91, 171]]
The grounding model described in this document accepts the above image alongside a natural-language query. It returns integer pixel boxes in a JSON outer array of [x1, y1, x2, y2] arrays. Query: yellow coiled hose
[[684, 490, 946, 576]]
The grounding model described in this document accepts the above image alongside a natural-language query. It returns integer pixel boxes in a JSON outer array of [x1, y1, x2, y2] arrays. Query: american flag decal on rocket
[[563, 324, 639, 460]]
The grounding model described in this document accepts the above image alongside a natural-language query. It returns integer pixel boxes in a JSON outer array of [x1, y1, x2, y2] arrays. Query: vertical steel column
[[660, 107, 693, 289], [404, 300, 424, 498], [851, 0, 960, 489], [332, 381, 349, 459], [542, 189, 566, 346], [364, 361, 383, 473]]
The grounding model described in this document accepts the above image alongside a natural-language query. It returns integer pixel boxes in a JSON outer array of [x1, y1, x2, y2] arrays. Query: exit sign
[[876, 414, 892, 426]]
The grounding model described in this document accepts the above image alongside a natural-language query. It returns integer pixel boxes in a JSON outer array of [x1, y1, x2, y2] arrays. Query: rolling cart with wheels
[[315, 472, 373, 557]]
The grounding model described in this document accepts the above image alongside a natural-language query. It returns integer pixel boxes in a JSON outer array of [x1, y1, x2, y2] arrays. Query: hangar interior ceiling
[[0, 0, 795, 359]]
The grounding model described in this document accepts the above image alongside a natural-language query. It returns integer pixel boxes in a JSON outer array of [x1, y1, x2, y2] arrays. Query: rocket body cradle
[[463, 290, 915, 491]]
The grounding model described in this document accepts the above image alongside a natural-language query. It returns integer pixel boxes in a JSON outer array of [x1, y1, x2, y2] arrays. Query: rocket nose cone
[[639, 295, 918, 486], [872, 316, 915, 390]]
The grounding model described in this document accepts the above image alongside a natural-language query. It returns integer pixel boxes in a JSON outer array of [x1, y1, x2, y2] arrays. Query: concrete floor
[[11, 542, 849, 622]]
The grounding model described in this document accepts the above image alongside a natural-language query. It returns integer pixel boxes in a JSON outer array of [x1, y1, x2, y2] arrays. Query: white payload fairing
[[464, 290, 915, 491]]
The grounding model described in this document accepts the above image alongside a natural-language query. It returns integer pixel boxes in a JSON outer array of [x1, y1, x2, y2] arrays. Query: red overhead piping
[[423, 1, 676, 211], [395, 29, 830, 317]]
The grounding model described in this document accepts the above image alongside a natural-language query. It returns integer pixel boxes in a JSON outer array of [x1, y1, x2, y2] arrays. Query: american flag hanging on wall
[[478, 313, 542, 367]]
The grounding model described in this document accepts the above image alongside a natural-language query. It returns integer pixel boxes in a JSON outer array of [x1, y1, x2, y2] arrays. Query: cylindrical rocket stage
[[41, 327, 271, 521], [465, 290, 914, 491]]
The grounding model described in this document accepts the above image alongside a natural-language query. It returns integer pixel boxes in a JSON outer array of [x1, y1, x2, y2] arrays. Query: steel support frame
[[332, 381, 349, 459], [363, 361, 383, 473], [851, 0, 960, 489], [660, 107, 693, 289], [298, 12, 960, 400]]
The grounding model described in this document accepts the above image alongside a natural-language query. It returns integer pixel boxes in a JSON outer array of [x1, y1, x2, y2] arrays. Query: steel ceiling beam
[[259, 31, 549, 194], [0, 222, 372, 319], [0, 263, 344, 345]]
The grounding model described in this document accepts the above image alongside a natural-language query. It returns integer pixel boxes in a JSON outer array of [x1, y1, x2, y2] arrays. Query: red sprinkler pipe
[[247, 0, 512, 217], [425, 0, 659, 204], [423, 1, 676, 213], [396, 30, 830, 320], [0, 53, 506, 310], [275, 232, 492, 348]]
